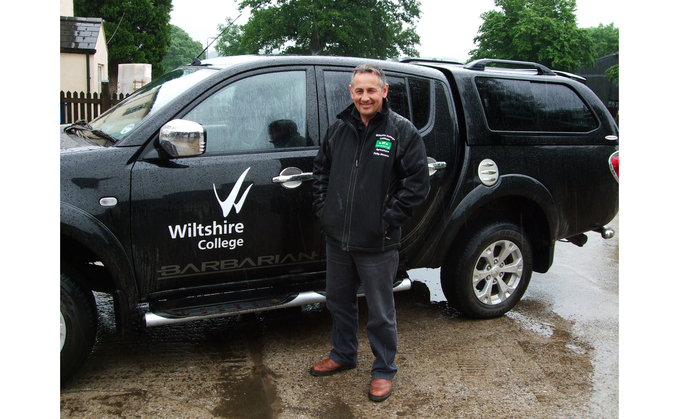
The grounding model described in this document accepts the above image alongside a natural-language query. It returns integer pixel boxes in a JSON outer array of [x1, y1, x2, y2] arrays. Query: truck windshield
[[89, 68, 215, 141]]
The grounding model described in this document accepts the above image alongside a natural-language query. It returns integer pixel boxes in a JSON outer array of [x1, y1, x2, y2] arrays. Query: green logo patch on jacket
[[375, 140, 392, 151]]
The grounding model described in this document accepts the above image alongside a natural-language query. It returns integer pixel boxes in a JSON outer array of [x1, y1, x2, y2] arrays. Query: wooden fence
[[60, 82, 130, 124]]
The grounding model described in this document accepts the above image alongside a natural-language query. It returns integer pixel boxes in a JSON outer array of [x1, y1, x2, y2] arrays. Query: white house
[[60, 0, 109, 94]]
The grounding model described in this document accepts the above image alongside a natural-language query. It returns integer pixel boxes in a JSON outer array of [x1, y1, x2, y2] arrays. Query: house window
[[98, 64, 105, 94]]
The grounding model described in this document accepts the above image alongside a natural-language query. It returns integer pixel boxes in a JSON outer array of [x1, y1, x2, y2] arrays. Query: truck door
[[130, 68, 324, 297], [317, 68, 457, 250]]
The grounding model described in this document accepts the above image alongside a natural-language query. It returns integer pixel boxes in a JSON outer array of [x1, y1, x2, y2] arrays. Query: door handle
[[273, 167, 314, 189], [427, 157, 447, 176]]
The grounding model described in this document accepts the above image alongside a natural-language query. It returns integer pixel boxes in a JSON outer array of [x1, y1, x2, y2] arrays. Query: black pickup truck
[[60, 56, 619, 383]]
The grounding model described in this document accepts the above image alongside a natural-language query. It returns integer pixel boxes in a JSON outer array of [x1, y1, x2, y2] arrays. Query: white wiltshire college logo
[[213, 167, 252, 218], [166, 167, 252, 251]]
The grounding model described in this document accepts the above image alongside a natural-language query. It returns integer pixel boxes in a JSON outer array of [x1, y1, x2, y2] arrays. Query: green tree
[[215, 17, 252, 57], [220, 0, 421, 59], [74, 0, 172, 83], [162, 25, 204, 69], [584, 23, 618, 86], [605, 65, 619, 86], [469, 0, 595, 73], [586, 22, 618, 58]]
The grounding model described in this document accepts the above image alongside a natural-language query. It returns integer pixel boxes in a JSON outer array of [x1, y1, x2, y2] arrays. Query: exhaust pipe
[[565, 224, 616, 247], [594, 225, 615, 239]]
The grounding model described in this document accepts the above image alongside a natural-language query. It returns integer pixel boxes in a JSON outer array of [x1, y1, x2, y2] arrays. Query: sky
[[170, 0, 623, 61]]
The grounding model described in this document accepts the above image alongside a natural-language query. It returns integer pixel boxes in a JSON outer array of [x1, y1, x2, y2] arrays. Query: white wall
[[60, 0, 73, 16], [60, 26, 109, 94]]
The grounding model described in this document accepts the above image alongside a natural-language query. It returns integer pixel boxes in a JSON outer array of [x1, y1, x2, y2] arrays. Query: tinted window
[[185, 71, 308, 154], [323, 72, 408, 121], [409, 78, 431, 129], [475, 77, 598, 132], [323, 71, 430, 130], [323, 71, 352, 123], [385, 76, 408, 120]]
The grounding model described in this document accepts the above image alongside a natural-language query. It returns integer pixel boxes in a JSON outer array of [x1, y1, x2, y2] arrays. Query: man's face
[[349, 72, 389, 124]]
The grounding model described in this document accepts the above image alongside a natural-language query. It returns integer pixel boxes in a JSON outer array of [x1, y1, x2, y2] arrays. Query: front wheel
[[61, 268, 98, 385], [441, 222, 533, 319]]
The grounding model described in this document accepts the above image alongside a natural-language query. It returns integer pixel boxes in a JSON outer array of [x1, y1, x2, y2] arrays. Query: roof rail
[[400, 57, 464, 65], [552, 70, 587, 83], [465, 59, 556, 76]]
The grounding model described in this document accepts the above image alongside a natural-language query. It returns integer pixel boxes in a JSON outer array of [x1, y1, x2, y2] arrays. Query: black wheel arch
[[430, 175, 558, 273], [61, 202, 139, 331]]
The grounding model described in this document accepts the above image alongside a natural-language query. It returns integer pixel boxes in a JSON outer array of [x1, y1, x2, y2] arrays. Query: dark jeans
[[325, 241, 399, 380]]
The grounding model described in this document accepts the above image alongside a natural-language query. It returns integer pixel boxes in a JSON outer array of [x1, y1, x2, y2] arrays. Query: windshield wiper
[[90, 129, 117, 143], [64, 120, 117, 146]]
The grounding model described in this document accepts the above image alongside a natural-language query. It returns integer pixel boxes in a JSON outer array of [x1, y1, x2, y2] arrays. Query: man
[[310, 63, 430, 402]]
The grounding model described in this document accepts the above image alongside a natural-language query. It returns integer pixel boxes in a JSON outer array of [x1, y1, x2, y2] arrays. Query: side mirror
[[159, 120, 206, 158]]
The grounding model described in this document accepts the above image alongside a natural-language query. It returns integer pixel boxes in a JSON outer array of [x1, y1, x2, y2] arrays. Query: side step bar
[[144, 278, 412, 327]]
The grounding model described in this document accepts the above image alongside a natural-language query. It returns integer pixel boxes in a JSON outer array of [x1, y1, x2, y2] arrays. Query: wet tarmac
[[60, 216, 618, 418]]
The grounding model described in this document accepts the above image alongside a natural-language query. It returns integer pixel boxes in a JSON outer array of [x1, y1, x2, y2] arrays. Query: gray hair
[[351, 63, 387, 89]]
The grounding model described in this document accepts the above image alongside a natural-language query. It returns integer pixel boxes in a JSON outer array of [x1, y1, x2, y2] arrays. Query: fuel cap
[[478, 159, 499, 186]]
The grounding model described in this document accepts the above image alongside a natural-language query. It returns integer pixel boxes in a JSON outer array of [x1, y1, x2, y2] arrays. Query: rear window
[[475, 77, 598, 132]]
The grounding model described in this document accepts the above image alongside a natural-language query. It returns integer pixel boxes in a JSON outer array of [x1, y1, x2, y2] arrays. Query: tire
[[441, 222, 533, 319], [61, 267, 98, 385]]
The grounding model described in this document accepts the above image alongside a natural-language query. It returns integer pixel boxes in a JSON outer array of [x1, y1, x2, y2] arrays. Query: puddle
[[506, 309, 555, 337]]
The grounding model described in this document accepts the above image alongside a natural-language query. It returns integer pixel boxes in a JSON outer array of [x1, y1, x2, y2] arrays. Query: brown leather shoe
[[369, 378, 392, 402], [309, 358, 356, 377]]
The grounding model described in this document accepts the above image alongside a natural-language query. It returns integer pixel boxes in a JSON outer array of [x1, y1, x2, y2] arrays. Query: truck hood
[[60, 125, 105, 152]]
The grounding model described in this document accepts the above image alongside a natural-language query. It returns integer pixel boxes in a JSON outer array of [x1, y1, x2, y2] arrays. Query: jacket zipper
[[342, 123, 367, 250], [343, 120, 369, 250]]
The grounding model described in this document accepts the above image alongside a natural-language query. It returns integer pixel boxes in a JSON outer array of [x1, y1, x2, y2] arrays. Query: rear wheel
[[441, 222, 533, 319], [60, 267, 98, 385]]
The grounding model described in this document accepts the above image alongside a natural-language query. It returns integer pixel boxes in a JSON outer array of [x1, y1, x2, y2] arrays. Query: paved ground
[[60, 216, 618, 418]]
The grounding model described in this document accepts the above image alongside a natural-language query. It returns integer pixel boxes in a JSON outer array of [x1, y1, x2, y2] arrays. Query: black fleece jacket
[[312, 100, 430, 252]]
